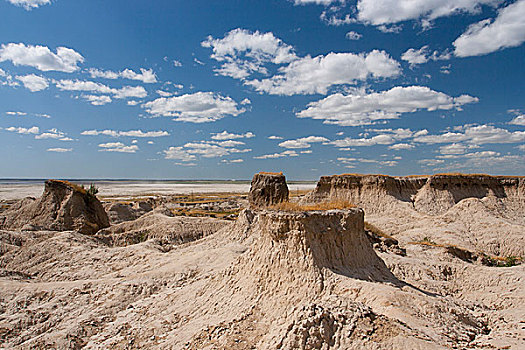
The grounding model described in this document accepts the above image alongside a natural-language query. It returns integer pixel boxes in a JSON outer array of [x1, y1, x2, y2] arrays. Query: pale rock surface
[[0, 180, 109, 234], [248, 172, 289, 208]]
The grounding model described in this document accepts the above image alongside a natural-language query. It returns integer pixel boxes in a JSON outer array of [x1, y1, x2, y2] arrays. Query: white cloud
[[518, 144, 525, 151], [0, 43, 83, 72], [401, 46, 450, 66], [5, 126, 39, 134], [112, 85, 148, 99], [388, 143, 414, 150], [173, 60, 182, 67], [202, 28, 297, 79], [6, 0, 51, 10], [15, 74, 48, 92], [439, 143, 469, 155], [211, 130, 255, 140], [331, 134, 396, 147], [82, 95, 112, 105], [376, 24, 403, 33], [297, 86, 478, 126], [222, 158, 244, 164], [510, 115, 525, 126], [294, 0, 338, 4], [81, 129, 169, 138], [35, 128, 69, 140], [55, 79, 147, 100], [278, 136, 329, 149], [337, 156, 398, 167], [414, 124, 525, 144], [246, 50, 401, 95], [88, 68, 157, 83], [5, 111, 27, 116], [356, 0, 501, 26], [268, 135, 283, 140], [253, 150, 299, 159], [98, 142, 139, 153], [163, 140, 251, 161], [142, 92, 246, 123], [47, 148, 72, 153], [345, 31, 362, 40], [204, 29, 400, 96], [454, 0, 525, 57]]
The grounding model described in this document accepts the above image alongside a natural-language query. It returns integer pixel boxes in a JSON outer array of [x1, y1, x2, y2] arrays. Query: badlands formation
[[0, 173, 523, 349]]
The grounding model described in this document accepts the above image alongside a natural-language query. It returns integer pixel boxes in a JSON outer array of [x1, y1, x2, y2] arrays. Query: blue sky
[[0, 0, 524, 180]]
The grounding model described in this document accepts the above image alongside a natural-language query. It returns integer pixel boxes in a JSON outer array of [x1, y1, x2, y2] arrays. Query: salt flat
[[0, 181, 316, 201]]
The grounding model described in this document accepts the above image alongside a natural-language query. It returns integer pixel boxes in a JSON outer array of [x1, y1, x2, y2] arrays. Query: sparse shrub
[[504, 256, 519, 267], [87, 183, 99, 197]]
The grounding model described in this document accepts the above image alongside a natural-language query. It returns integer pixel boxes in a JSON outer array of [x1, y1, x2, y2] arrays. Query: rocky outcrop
[[0, 180, 109, 234], [248, 172, 289, 208], [97, 207, 231, 246], [304, 173, 525, 217], [104, 200, 153, 224]]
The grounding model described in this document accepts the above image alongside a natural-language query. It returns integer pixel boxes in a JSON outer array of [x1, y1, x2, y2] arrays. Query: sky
[[0, 0, 524, 180]]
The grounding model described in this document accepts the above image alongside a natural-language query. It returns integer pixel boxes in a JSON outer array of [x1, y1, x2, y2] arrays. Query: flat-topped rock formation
[[305, 173, 525, 216], [304, 173, 525, 257], [0, 180, 109, 234], [248, 172, 289, 208]]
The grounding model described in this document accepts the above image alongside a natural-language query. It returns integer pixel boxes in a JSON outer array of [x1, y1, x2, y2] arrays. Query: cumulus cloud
[[278, 136, 329, 149], [35, 128, 69, 140], [203, 29, 400, 96], [246, 50, 401, 95], [6, 0, 51, 10], [356, 0, 501, 26], [47, 148, 72, 152], [142, 92, 246, 123], [211, 130, 255, 140], [414, 124, 525, 144], [81, 129, 169, 138], [4, 126, 40, 134], [294, 0, 339, 4], [388, 143, 415, 150], [15, 74, 48, 91], [163, 140, 251, 161], [345, 31, 362, 40], [401, 46, 450, 66], [202, 28, 297, 79], [82, 95, 112, 106], [454, 0, 525, 57], [253, 150, 298, 159], [55, 79, 147, 100], [88, 68, 157, 83], [98, 142, 139, 153], [268, 135, 283, 140], [509, 115, 525, 126], [0, 43, 83, 72], [330, 128, 425, 147], [337, 157, 398, 167], [297, 86, 478, 126]]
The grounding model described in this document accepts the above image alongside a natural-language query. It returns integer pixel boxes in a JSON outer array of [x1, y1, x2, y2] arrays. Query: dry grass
[[269, 200, 356, 212], [258, 171, 283, 176], [52, 180, 87, 194], [364, 221, 394, 239]]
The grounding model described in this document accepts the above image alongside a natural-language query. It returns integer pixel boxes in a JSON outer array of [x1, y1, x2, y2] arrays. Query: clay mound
[[249, 172, 289, 208], [413, 174, 525, 216], [104, 200, 153, 224], [0, 180, 109, 234], [97, 207, 232, 246], [303, 174, 426, 214]]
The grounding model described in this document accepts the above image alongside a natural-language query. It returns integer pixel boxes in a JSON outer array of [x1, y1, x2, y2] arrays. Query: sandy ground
[[0, 182, 316, 201]]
